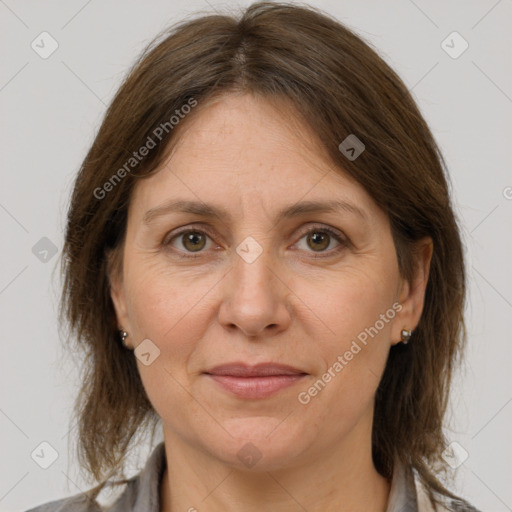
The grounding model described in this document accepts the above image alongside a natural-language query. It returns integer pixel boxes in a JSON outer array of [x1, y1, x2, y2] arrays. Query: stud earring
[[119, 329, 130, 349], [400, 329, 412, 344]]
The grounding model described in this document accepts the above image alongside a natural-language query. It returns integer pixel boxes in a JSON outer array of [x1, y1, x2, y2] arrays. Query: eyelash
[[162, 224, 349, 260]]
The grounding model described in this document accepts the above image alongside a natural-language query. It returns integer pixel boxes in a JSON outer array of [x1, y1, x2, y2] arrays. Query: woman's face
[[110, 93, 428, 471]]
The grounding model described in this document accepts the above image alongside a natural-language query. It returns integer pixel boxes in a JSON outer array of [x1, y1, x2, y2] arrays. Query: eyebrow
[[142, 199, 368, 225]]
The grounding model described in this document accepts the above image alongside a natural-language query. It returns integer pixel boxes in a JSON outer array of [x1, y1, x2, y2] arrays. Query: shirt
[[25, 441, 481, 512]]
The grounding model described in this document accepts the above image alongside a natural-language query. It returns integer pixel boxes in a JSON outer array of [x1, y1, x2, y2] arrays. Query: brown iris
[[307, 231, 330, 252], [182, 231, 206, 252]]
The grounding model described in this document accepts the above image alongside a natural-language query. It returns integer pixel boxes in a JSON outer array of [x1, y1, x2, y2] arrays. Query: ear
[[107, 248, 132, 348], [391, 237, 433, 345]]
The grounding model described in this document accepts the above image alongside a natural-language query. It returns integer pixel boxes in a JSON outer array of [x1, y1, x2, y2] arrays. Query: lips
[[205, 362, 306, 377], [203, 362, 308, 399]]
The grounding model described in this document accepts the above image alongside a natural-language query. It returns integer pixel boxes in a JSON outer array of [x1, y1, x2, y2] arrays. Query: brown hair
[[60, 1, 468, 507]]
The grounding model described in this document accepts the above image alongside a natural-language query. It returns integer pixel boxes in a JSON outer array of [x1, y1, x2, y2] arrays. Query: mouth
[[203, 362, 308, 399]]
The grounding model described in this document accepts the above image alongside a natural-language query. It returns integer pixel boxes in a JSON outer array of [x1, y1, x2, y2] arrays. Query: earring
[[400, 329, 412, 345], [119, 329, 130, 349]]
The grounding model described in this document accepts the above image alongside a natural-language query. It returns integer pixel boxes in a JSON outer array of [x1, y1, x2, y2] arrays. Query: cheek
[[124, 263, 220, 362], [297, 265, 397, 350], [123, 269, 212, 425], [292, 267, 396, 413]]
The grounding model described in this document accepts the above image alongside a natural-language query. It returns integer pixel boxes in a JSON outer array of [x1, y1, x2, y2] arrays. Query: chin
[[202, 416, 317, 472]]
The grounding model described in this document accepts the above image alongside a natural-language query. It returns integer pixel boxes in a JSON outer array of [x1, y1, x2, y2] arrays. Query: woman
[[26, 2, 481, 511]]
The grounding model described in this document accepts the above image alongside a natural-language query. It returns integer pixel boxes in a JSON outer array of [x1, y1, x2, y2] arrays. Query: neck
[[160, 419, 391, 512]]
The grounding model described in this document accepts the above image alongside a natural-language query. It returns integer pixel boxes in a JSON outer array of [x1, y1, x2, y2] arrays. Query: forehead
[[130, 93, 381, 222], [167, 92, 331, 173]]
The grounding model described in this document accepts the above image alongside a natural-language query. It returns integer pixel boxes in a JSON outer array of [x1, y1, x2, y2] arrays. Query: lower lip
[[206, 374, 306, 399]]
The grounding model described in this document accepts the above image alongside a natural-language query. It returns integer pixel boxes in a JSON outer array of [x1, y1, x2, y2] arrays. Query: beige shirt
[[25, 442, 481, 512]]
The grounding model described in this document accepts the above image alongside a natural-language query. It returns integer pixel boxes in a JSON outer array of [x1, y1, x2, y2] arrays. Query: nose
[[217, 243, 292, 339]]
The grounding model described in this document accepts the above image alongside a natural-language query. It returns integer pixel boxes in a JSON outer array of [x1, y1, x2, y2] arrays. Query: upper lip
[[204, 362, 307, 377]]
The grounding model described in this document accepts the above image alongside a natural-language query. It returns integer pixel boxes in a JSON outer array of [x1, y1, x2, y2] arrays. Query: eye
[[163, 228, 216, 258], [294, 225, 347, 257], [162, 224, 348, 259]]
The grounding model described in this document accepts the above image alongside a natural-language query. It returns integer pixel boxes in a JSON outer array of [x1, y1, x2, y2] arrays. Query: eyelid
[[161, 222, 217, 246], [291, 223, 349, 256], [294, 223, 346, 242]]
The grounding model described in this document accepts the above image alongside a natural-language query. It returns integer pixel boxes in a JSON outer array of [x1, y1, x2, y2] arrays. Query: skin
[[110, 92, 433, 512]]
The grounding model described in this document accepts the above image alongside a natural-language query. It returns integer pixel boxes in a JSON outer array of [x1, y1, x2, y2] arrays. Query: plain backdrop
[[1, 1, 511, 511]]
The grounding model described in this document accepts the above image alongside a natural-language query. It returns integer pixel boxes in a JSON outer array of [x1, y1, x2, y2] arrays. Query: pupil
[[185, 232, 203, 251]]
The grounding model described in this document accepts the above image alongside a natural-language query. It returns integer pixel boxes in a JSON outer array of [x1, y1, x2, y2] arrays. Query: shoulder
[[25, 441, 166, 512], [24, 493, 102, 512], [414, 471, 483, 512]]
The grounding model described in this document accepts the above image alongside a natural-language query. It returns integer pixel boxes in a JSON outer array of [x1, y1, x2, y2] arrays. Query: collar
[[108, 441, 166, 512], [109, 442, 431, 512], [385, 459, 419, 512]]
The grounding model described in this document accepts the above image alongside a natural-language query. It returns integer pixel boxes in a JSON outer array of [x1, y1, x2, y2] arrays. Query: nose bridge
[[232, 232, 280, 303], [217, 232, 291, 337]]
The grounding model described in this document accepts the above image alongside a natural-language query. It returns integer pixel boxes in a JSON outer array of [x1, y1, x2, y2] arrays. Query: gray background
[[1, 0, 511, 511]]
